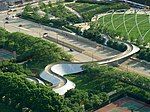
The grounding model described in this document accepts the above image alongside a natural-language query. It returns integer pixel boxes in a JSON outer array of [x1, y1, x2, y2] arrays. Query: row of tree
[[82, 64, 150, 91], [66, 25, 127, 52], [22, 2, 81, 28], [64, 63, 150, 111], [0, 61, 84, 112], [0, 72, 82, 112], [0, 61, 32, 76], [67, 21, 150, 62], [137, 48, 150, 62], [89, 21, 150, 62], [66, 2, 129, 21], [0, 61, 149, 111], [65, 89, 109, 111], [128, 0, 150, 6], [0, 28, 72, 72]]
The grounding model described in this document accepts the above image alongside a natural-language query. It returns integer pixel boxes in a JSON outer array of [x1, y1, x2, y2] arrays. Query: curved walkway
[[40, 30, 140, 95], [65, 6, 83, 21], [39, 9, 146, 95]]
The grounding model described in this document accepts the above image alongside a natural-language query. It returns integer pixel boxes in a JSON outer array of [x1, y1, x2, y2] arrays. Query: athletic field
[[95, 97, 150, 112], [97, 12, 150, 44]]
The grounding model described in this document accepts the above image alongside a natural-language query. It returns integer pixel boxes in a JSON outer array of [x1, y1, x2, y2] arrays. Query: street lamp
[[76, 34, 79, 41], [3, 34, 5, 48], [91, 45, 100, 62], [92, 52, 94, 62], [18, 26, 21, 32], [57, 34, 59, 43], [3, 22, 6, 29], [2, 17, 6, 29], [38, 23, 42, 37], [127, 64, 129, 72]]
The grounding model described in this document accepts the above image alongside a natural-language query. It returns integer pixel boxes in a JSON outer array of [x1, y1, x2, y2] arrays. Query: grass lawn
[[65, 2, 129, 21], [48, 4, 81, 23], [65, 73, 127, 93], [97, 14, 150, 43]]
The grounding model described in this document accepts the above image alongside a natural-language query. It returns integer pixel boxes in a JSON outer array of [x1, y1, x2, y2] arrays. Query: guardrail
[[44, 36, 84, 53], [41, 33, 140, 95], [40, 20, 140, 95]]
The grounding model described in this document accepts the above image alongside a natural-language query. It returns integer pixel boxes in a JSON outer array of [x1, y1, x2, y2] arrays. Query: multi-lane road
[[0, 7, 150, 77]]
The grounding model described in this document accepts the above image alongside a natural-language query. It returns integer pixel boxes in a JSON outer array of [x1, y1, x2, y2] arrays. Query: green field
[[66, 73, 127, 93], [97, 13, 150, 43], [66, 2, 129, 21]]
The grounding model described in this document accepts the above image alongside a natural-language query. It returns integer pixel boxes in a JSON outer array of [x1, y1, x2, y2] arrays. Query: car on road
[[13, 9, 17, 12], [5, 17, 9, 20], [8, 9, 12, 12], [15, 13, 22, 17], [18, 24, 23, 27], [5, 21, 9, 24], [12, 15, 15, 18], [43, 33, 48, 38], [69, 48, 74, 52]]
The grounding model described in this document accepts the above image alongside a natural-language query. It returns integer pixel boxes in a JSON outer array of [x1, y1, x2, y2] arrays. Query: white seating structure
[[39, 42, 140, 95], [26, 78, 37, 84], [26, 77, 45, 85], [35, 78, 45, 85], [37, 25, 140, 95], [53, 79, 76, 95], [51, 64, 83, 76], [40, 64, 83, 95], [40, 71, 61, 87]]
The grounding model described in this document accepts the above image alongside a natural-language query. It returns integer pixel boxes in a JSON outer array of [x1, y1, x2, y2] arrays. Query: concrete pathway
[[65, 6, 83, 20]]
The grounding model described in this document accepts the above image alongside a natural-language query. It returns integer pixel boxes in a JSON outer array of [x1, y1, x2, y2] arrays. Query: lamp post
[[38, 23, 42, 37], [92, 45, 100, 62], [2, 16, 6, 29], [92, 52, 94, 62], [57, 34, 59, 43], [3, 34, 5, 48], [3, 22, 6, 29], [76, 34, 79, 41]]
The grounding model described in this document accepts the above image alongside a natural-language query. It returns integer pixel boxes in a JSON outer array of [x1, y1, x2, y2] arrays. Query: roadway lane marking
[[6, 24, 30, 31]]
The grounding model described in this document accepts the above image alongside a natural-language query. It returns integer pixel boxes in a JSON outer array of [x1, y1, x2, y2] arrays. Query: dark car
[[8, 9, 12, 12], [15, 13, 21, 17], [18, 24, 22, 27], [13, 9, 17, 12], [69, 48, 74, 52], [5, 17, 9, 20], [5, 21, 9, 24]]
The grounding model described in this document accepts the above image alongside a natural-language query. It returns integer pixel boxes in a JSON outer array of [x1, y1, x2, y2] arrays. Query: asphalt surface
[[0, 8, 149, 77]]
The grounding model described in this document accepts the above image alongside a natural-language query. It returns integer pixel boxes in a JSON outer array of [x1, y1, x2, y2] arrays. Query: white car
[[43, 33, 48, 38]]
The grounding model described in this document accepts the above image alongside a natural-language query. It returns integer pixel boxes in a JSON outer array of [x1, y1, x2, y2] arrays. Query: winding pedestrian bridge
[[38, 9, 141, 95], [40, 35, 140, 95]]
